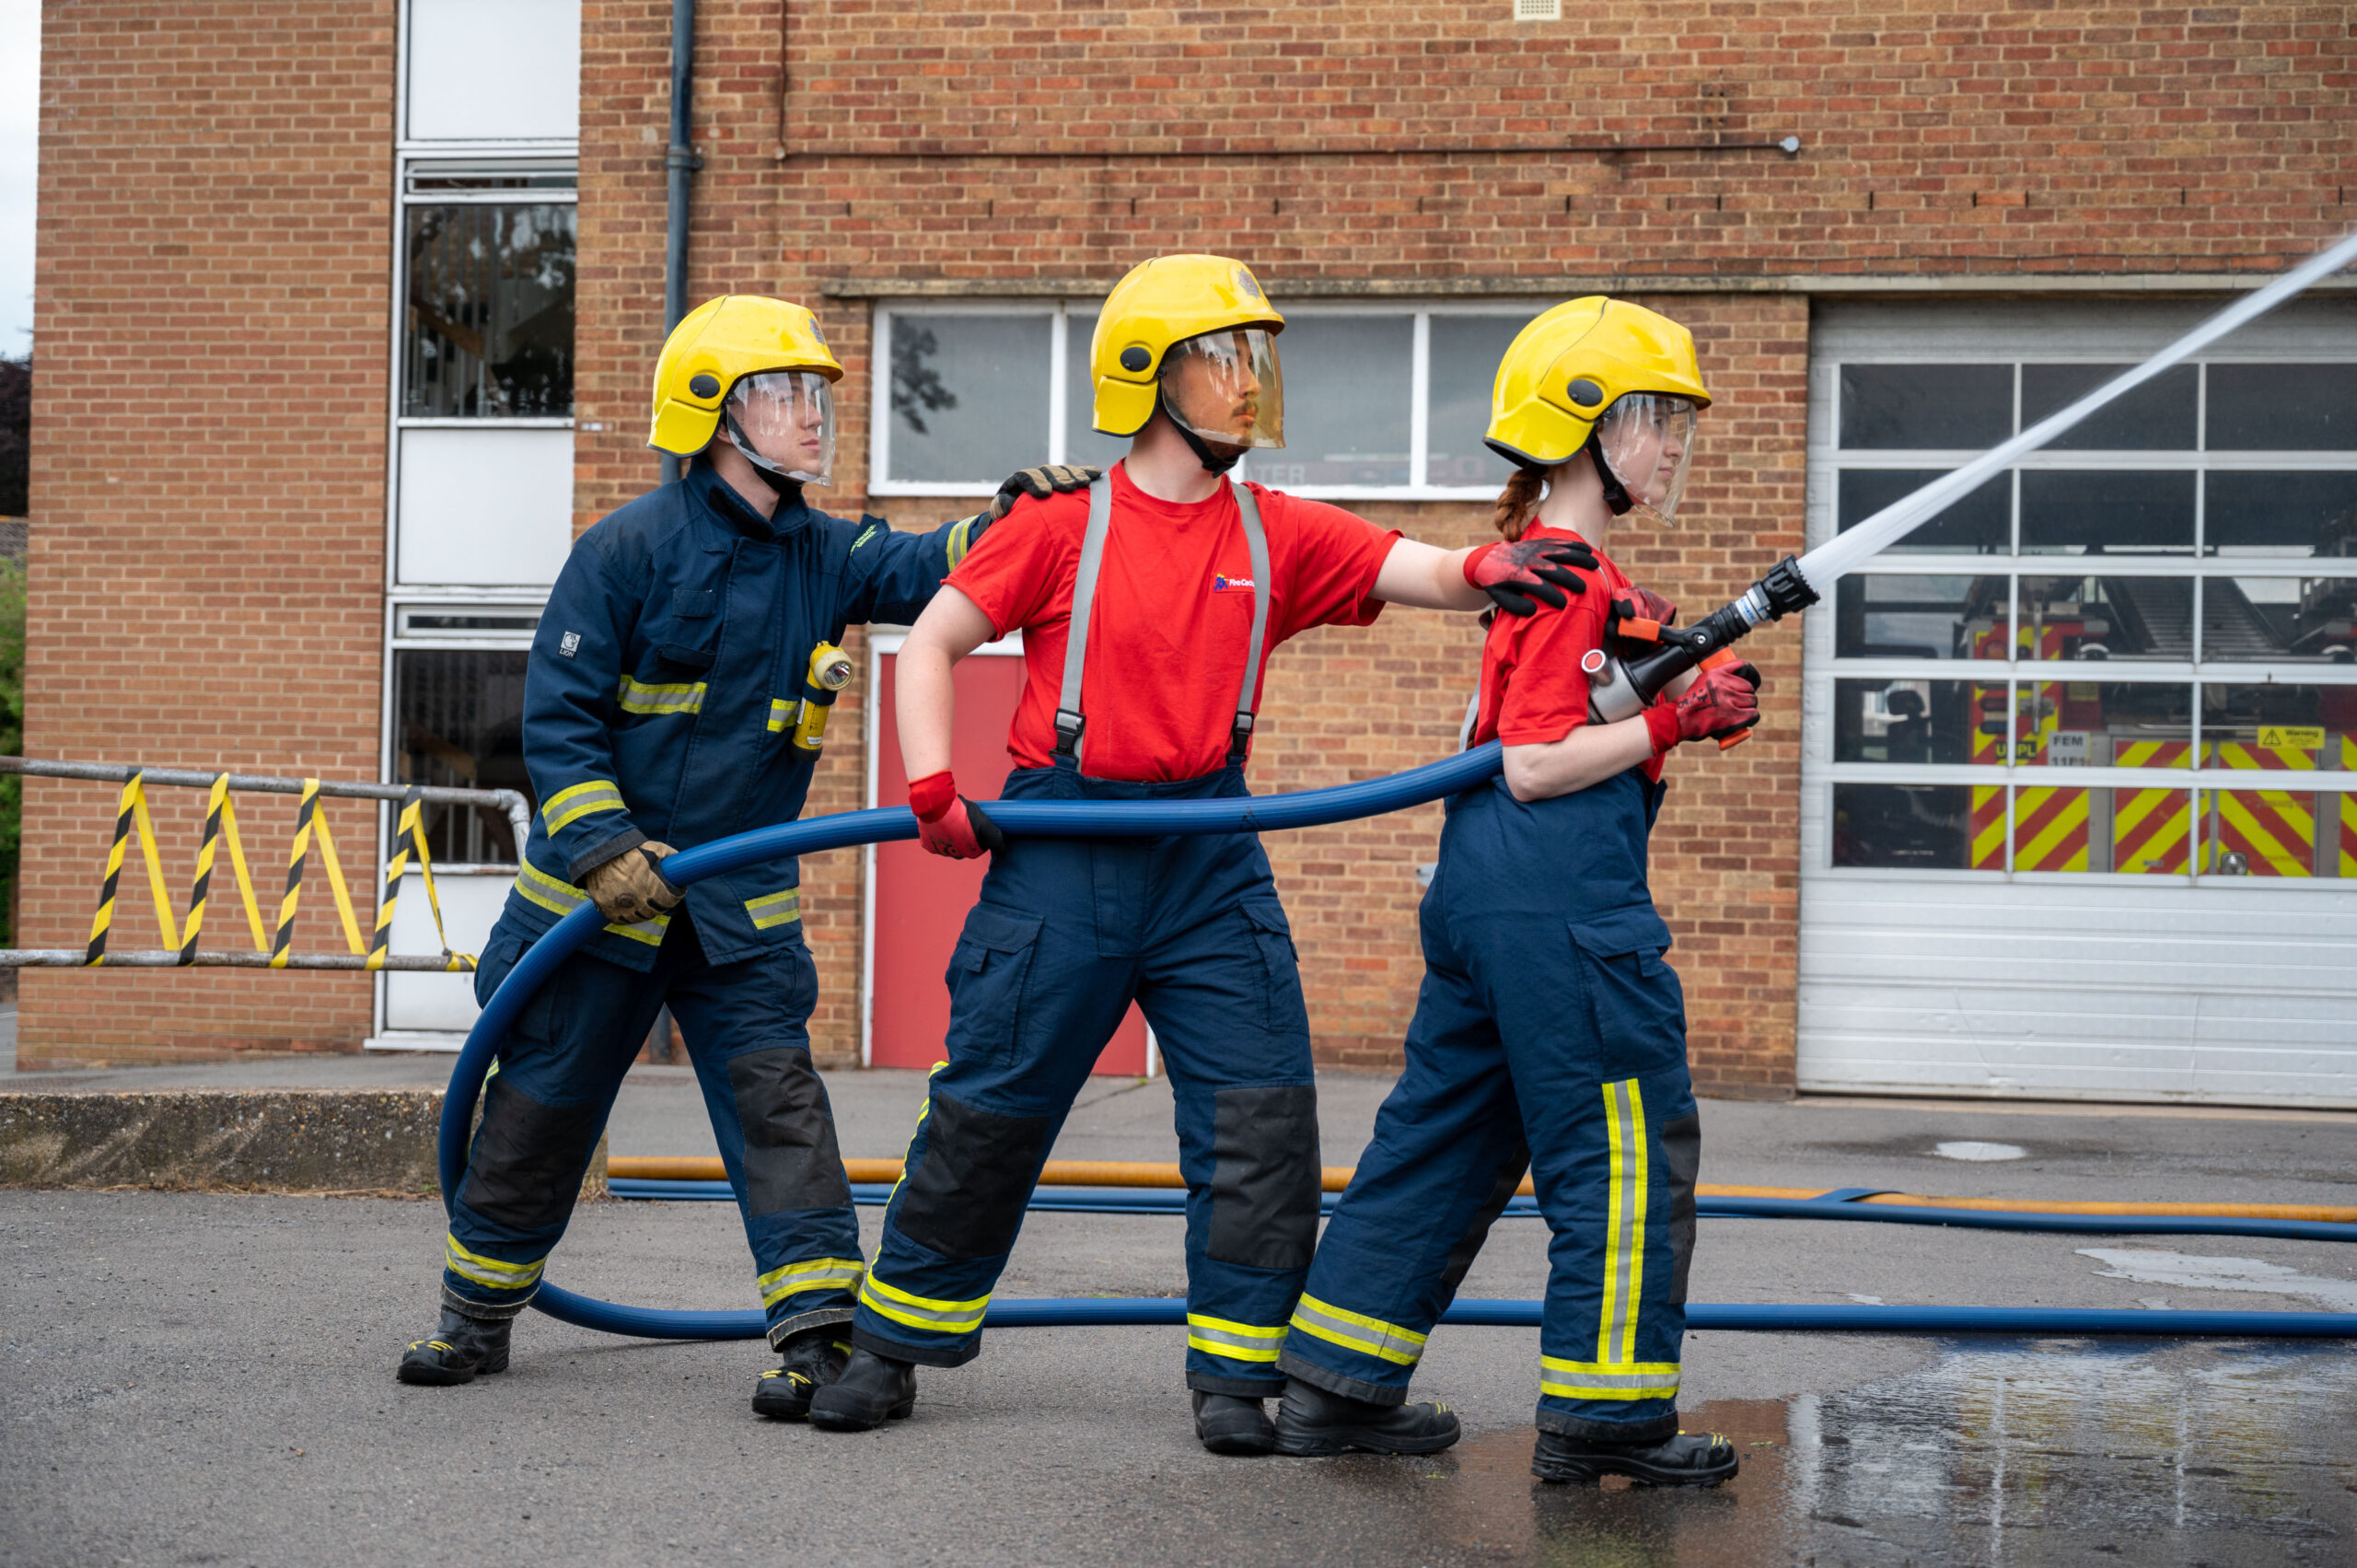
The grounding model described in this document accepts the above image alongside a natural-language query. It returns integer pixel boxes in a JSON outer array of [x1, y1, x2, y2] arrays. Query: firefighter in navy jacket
[[395, 296, 1094, 1419]]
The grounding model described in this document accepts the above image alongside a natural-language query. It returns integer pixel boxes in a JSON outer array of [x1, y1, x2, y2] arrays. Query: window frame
[[866, 298, 1548, 501], [1808, 334, 2357, 887]]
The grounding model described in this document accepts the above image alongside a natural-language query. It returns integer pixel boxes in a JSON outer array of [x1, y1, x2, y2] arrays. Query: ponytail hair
[[1491, 464, 1547, 540]]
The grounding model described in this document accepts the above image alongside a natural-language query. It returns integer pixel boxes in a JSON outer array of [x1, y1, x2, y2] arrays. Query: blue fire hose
[[442, 739, 2357, 1345]]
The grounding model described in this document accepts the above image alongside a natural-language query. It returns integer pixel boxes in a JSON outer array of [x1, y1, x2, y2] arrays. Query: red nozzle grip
[[1620, 617, 1664, 644]]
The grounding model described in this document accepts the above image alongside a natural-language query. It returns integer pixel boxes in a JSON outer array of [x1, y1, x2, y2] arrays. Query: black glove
[[991, 464, 1100, 522], [1463, 537, 1601, 617]]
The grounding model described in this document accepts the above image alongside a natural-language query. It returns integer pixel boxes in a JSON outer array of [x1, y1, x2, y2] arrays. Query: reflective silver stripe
[[512, 858, 588, 918], [766, 697, 796, 734], [759, 1257, 864, 1307], [444, 1234, 545, 1293], [745, 889, 801, 930], [616, 676, 707, 715], [1184, 1313, 1287, 1363], [1597, 1077, 1648, 1365], [1055, 474, 1269, 770], [542, 780, 625, 831], [1287, 1294, 1426, 1366]]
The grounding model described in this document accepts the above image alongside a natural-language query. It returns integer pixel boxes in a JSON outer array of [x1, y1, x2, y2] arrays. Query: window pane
[[1831, 783, 1972, 869], [392, 649, 533, 864], [2014, 680, 2194, 765], [2203, 470, 2357, 558], [2018, 470, 2194, 554], [1838, 469, 2008, 553], [2201, 682, 2355, 877], [2206, 364, 2357, 450], [403, 203, 576, 417], [2017, 575, 2194, 660], [1832, 679, 1978, 763], [2013, 785, 2198, 874], [1060, 310, 1132, 471], [1838, 364, 2011, 449], [2203, 575, 2357, 661], [2201, 682, 2357, 762], [1833, 574, 2008, 659], [1260, 315, 1413, 487], [887, 314, 1051, 483], [1428, 314, 1538, 487], [2204, 790, 2340, 877], [2020, 364, 2197, 450]]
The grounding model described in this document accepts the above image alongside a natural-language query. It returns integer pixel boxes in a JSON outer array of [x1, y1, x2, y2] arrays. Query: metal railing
[[0, 757, 532, 971]]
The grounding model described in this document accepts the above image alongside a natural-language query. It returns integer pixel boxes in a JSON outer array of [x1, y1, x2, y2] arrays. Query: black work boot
[[806, 1348, 917, 1431], [396, 1306, 513, 1387], [1531, 1428, 1739, 1487], [752, 1330, 852, 1421], [1192, 1390, 1277, 1456], [1272, 1376, 1461, 1457]]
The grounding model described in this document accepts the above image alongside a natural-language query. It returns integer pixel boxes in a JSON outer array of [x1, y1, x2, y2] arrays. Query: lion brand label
[[559, 631, 582, 658]]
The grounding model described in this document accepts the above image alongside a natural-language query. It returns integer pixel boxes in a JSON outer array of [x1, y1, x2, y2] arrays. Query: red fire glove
[[1645, 660, 1762, 753], [907, 770, 1004, 860], [1608, 587, 1679, 645], [1463, 538, 1599, 616]]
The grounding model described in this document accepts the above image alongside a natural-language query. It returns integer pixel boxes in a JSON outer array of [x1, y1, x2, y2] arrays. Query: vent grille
[[1514, 0, 1562, 18]]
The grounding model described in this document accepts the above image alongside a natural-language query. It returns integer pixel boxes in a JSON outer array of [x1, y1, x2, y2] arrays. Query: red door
[[869, 645, 1149, 1074]]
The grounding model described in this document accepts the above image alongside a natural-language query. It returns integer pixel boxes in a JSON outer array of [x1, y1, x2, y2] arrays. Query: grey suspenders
[[1052, 473, 1271, 772]]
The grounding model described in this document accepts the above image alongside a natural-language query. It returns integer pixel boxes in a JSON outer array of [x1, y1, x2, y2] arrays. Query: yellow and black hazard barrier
[[1, 757, 532, 972]]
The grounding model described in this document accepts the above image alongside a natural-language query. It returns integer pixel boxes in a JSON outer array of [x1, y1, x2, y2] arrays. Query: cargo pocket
[[1566, 908, 1685, 1079], [942, 905, 1044, 1066], [1239, 896, 1310, 1039]]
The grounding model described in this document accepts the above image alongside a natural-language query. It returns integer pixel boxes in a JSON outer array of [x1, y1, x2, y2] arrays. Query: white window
[[403, 0, 582, 145], [868, 301, 1542, 499], [1799, 298, 2357, 1106]]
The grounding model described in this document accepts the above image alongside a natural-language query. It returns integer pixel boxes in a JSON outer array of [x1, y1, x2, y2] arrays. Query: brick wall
[[570, 1, 2345, 1088], [22, 2, 397, 1066]]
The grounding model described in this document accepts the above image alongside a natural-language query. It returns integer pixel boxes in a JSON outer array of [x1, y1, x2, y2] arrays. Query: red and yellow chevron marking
[[2013, 784, 2089, 871], [2209, 738, 2317, 877], [2342, 738, 2356, 880], [2112, 740, 2190, 876], [1969, 783, 2007, 869]]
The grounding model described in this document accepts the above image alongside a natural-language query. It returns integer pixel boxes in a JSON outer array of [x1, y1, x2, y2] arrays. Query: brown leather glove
[[987, 464, 1100, 522], [583, 842, 682, 923]]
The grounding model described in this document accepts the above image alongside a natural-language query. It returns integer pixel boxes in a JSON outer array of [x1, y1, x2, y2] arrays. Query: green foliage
[[0, 557, 23, 944]]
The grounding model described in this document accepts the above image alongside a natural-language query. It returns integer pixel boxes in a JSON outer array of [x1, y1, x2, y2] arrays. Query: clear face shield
[[724, 368, 837, 487], [1592, 392, 1700, 523], [1158, 329, 1285, 454]]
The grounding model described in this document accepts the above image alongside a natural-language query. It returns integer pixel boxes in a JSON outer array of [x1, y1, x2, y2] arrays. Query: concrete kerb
[[0, 1086, 609, 1201]]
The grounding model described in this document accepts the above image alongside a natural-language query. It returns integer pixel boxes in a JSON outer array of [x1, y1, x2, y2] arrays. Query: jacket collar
[[686, 459, 810, 542]]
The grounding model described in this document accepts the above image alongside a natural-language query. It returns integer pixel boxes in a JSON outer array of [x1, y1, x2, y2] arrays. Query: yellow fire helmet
[[1090, 254, 1287, 443], [647, 295, 845, 465], [1484, 297, 1712, 519]]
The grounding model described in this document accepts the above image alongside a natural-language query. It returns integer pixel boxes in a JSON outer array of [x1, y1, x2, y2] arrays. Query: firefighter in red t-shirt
[[807, 255, 1596, 1451], [1273, 298, 1760, 1486]]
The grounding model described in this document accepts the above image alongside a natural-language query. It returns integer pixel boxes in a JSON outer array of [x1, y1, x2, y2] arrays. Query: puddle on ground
[[2076, 1249, 2357, 1312], [1308, 1340, 2357, 1566]]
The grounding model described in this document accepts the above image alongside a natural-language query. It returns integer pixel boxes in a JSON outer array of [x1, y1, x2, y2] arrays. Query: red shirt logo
[[1213, 575, 1255, 593]]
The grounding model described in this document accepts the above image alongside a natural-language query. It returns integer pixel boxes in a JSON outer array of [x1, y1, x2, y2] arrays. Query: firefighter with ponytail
[[1267, 298, 1762, 1484]]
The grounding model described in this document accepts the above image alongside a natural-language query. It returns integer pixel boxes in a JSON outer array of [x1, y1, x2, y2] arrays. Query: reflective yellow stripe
[[617, 675, 706, 716], [745, 888, 802, 931], [945, 513, 980, 568], [1597, 1077, 1647, 1365], [858, 1272, 989, 1334], [758, 1257, 865, 1307], [512, 858, 668, 944], [1286, 1294, 1428, 1366], [1539, 1356, 1681, 1401], [543, 780, 626, 832], [444, 1235, 545, 1293], [767, 698, 797, 735], [1185, 1313, 1289, 1363]]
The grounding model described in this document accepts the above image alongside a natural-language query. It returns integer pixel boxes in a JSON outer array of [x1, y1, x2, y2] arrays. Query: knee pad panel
[[459, 1077, 602, 1232], [726, 1047, 853, 1215], [1208, 1082, 1321, 1272], [891, 1091, 1049, 1262], [1658, 1112, 1701, 1307]]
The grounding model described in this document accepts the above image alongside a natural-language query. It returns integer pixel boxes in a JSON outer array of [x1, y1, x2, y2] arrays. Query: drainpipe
[[660, 0, 701, 483]]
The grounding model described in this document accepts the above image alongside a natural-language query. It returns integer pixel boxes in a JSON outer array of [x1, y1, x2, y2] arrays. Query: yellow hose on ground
[[600, 1156, 2357, 1224]]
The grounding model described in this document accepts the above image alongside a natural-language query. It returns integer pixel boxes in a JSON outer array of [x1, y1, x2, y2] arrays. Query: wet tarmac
[[1277, 1342, 2357, 1567]]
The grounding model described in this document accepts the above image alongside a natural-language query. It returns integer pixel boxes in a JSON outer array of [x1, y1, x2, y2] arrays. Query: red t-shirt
[[1470, 524, 1666, 783], [945, 462, 1400, 782]]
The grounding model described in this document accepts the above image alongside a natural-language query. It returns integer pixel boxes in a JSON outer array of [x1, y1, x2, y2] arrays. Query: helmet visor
[[1594, 392, 1699, 522], [1159, 328, 1284, 451], [726, 369, 836, 486]]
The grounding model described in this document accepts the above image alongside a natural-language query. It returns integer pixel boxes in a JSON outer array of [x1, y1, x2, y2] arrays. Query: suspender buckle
[[1226, 711, 1255, 761], [1052, 708, 1087, 758]]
